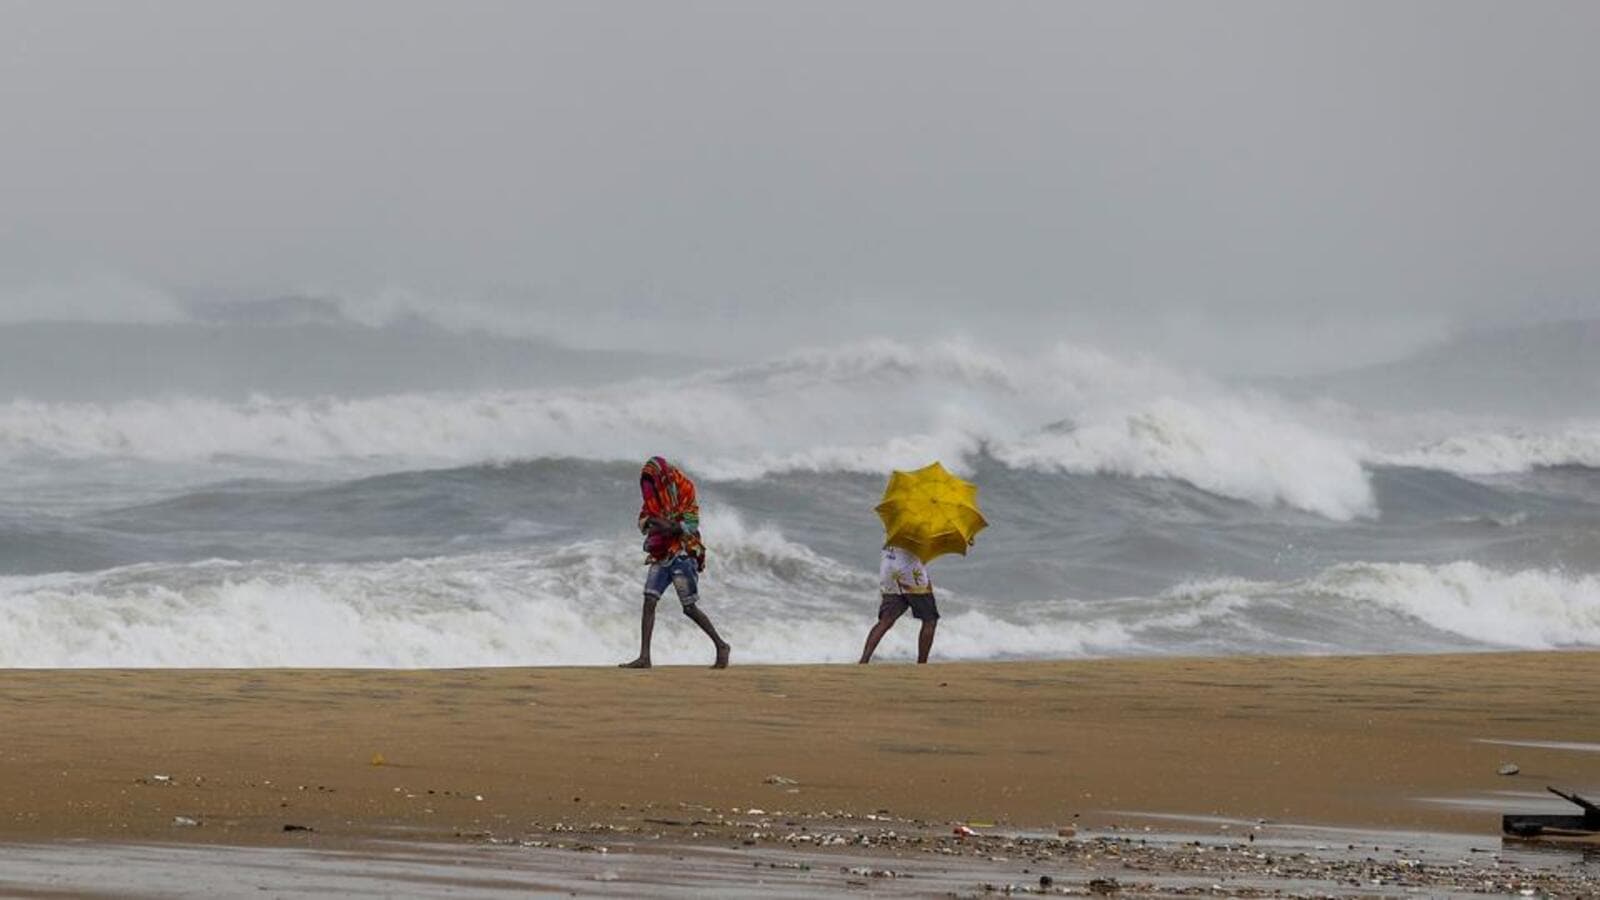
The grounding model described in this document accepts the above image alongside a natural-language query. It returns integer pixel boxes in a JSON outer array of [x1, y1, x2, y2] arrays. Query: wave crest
[[1379, 424, 1600, 475], [0, 514, 1132, 667], [5, 536, 1592, 667], [0, 340, 1385, 519], [1174, 561, 1600, 650]]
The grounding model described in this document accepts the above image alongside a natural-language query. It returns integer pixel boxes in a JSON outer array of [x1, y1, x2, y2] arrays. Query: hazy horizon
[[3, 1, 1597, 375]]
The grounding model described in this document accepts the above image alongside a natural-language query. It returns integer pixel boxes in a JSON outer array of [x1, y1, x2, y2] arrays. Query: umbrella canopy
[[874, 461, 988, 562]]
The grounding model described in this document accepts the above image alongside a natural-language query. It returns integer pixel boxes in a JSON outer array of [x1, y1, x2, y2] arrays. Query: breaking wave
[[1168, 562, 1600, 651], [1376, 423, 1600, 475], [1, 500, 1593, 667], [4, 338, 1597, 525], [0, 516, 1129, 667], [0, 341, 1382, 520]]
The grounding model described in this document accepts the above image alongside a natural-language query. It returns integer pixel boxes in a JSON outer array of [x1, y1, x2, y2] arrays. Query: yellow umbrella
[[875, 461, 988, 562]]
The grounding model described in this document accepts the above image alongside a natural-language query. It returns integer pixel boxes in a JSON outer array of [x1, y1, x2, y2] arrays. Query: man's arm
[[643, 515, 682, 535]]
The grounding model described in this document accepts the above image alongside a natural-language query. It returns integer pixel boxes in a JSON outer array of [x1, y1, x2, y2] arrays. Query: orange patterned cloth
[[638, 456, 705, 568]]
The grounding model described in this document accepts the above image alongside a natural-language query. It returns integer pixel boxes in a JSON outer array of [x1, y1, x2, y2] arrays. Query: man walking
[[620, 456, 731, 669], [858, 545, 939, 664]]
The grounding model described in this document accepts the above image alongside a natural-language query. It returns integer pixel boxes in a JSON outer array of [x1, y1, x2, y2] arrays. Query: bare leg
[[916, 618, 937, 664], [859, 606, 906, 664], [683, 604, 731, 668], [619, 594, 659, 668]]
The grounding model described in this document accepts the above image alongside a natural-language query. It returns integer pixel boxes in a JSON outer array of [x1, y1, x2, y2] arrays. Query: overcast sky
[[2, 1, 1596, 373]]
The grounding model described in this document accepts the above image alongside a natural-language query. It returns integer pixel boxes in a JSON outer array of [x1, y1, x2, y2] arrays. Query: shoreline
[[0, 816, 1596, 897], [2, 652, 1598, 848]]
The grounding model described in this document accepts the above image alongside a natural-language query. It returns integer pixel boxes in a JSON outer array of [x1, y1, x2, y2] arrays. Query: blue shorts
[[644, 555, 699, 607]]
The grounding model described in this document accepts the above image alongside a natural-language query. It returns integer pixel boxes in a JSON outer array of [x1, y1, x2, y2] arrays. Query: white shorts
[[878, 546, 933, 596]]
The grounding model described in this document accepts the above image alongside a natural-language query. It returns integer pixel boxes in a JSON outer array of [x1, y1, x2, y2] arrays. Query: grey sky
[[1, 1, 1596, 373]]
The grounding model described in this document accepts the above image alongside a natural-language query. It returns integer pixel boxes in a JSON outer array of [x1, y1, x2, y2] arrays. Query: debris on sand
[[843, 866, 903, 878]]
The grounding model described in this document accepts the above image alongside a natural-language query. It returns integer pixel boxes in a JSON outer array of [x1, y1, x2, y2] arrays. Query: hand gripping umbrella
[[874, 462, 988, 562]]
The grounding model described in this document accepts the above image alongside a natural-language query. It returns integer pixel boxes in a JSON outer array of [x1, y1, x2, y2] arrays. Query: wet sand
[[2, 652, 1598, 848], [2, 825, 1597, 898]]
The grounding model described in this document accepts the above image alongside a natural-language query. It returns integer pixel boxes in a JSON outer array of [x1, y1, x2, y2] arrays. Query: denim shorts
[[644, 555, 699, 607]]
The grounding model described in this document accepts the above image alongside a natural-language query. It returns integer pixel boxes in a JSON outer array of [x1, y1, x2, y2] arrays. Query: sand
[[2, 651, 1598, 849]]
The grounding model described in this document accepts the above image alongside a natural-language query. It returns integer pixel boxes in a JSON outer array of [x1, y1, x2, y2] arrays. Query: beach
[[3, 653, 1600, 895], [3, 651, 1598, 845]]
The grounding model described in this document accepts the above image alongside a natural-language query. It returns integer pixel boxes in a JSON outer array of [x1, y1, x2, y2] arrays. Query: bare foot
[[712, 643, 731, 669], [619, 657, 652, 669]]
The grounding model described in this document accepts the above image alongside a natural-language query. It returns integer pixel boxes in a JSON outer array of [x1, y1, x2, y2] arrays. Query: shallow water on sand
[[0, 824, 1595, 899]]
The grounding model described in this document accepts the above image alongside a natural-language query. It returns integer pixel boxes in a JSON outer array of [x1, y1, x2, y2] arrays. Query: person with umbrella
[[620, 456, 731, 669], [859, 462, 987, 664]]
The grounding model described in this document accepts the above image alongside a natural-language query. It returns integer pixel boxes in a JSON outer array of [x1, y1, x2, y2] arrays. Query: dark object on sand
[[1502, 787, 1600, 837], [282, 823, 316, 833]]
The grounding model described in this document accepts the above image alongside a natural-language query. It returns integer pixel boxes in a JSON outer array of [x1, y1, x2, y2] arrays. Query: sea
[[1, 311, 1596, 667]]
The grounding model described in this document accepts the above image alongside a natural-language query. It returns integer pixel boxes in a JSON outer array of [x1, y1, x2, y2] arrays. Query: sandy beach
[[2, 651, 1598, 847]]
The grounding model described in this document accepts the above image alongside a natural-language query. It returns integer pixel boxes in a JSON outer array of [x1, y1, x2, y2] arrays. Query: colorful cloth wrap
[[638, 456, 706, 570]]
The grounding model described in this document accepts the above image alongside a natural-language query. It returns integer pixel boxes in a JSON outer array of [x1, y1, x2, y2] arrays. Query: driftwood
[[1502, 787, 1600, 838]]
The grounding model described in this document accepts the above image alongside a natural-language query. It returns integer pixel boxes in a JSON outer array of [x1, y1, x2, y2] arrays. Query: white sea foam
[[1172, 562, 1600, 650], [995, 395, 1374, 520], [1305, 561, 1600, 648], [2, 494, 1592, 668], [1377, 423, 1600, 475], [0, 516, 1135, 668], [0, 340, 1381, 519]]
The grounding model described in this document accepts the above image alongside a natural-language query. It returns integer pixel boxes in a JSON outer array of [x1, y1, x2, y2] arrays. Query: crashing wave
[[1167, 561, 1600, 650], [2, 499, 1593, 668], [0, 340, 1379, 520], [1377, 424, 1600, 475]]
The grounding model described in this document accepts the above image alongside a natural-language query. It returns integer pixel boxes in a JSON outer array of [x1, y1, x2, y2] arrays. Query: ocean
[[1, 321, 1597, 667]]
